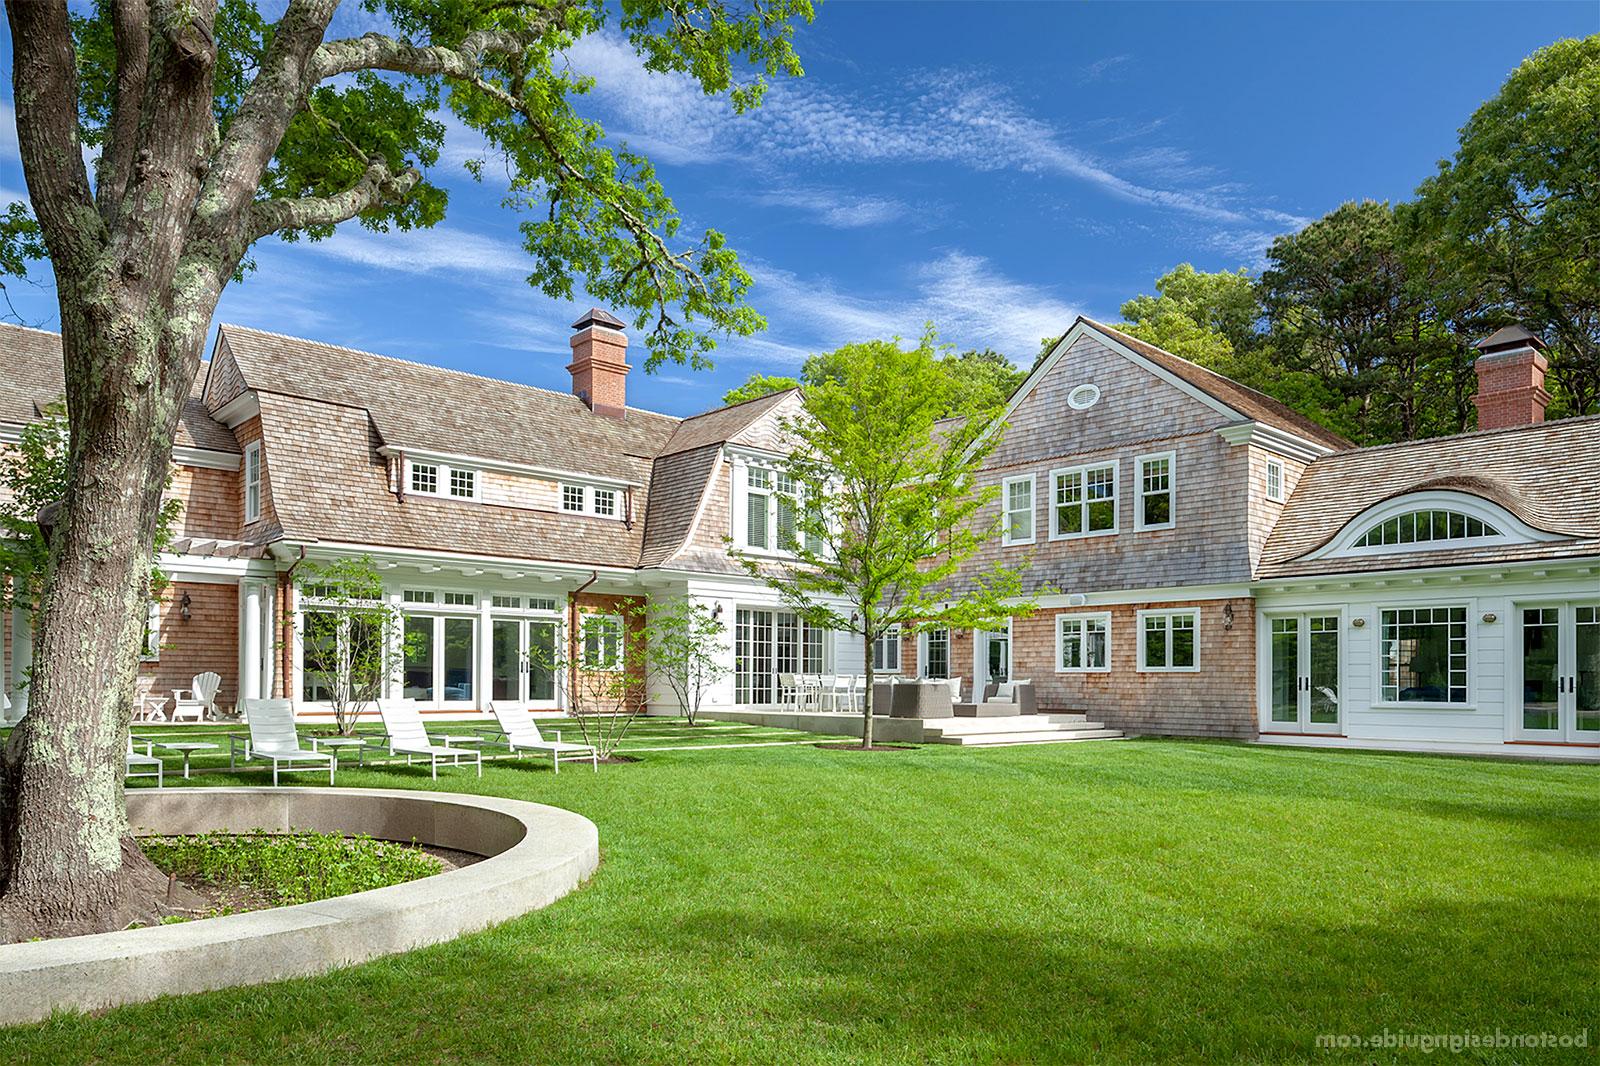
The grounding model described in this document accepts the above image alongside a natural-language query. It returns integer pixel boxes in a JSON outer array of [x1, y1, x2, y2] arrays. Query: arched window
[[1353, 509, 1501, 548]]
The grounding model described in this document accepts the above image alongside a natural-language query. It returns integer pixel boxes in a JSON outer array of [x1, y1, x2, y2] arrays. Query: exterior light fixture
[[1222, 604, 1234, 631], [179, 591, 192, 621], [1351, 617, 1366, 628], [1482, 611, 1498, 624]]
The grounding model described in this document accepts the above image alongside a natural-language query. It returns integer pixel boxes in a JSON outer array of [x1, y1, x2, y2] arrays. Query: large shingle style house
[[2, 311, 1596, 759]]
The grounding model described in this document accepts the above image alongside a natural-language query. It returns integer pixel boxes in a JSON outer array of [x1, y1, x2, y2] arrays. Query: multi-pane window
[[922, 627, 950, 679], [1265, 459, 1285, 503], [1380, 606, 1468, 703], [492, 595, 521, 609], [1053, 462, 1117, 537], [872, 626, 902, 673], [402, 589, 436, 604], [775, 473, 799, 551], [1003, 475, 1035, 545], [1356, 510, 1501, 549], [582, 614, 625, 670], [410, 462, 439, 495], [448, 468, 476, 499], [1058, 614, 1111, 672], [560, 483, 622, 519], [244, 442, 262, 522], [746, 468, 771, 549], [1136, 453, 1174, 530], [739, 608, 823, 704], [592, 488, 617, 517], [442, 592, 474, 606], [1139, 610, 1198, 671], [561, 484, 586, 512]]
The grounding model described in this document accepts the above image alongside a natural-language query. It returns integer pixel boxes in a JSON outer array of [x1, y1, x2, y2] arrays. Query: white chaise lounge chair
[[484, 703, 597, 773], [126, 736, 163, 787], [229, 698, 336, 786], [377, 700, 482, 779], [171, 671, 221, 722]]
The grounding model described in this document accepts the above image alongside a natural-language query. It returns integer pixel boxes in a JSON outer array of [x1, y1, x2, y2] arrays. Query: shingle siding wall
[[136, 580, 239, 714], [169, 464, 241, 540], [571, 592, 647, 712], [951, 599, 1258, 738], [204, 337, 247, 410]]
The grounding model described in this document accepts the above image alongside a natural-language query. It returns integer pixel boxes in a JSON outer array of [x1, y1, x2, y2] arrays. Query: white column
[[9, 608, 31, 721], [477, 593, 493, 712], [241, 582, 263, 702]]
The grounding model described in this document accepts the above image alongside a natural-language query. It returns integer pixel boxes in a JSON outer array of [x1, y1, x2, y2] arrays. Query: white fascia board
[[211, 391, 261, 428], [377, 444, 638, 489], [173, 446, 242, 470], [1215, 420, 1334, 463], [723, 442, 789, 464], [1250, 554, 1600, 595], [157, 553, 279, 581], [276, 539, 641, 580], [0, 423, 23, 444], [1025, 582, 1254, 608]]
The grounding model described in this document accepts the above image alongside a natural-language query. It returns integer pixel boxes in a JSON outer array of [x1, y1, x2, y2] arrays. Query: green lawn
[[3, 735, 1597, 1064]]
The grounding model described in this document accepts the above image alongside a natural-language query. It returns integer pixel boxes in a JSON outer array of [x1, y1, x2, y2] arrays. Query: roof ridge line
[[219, 322, 683, 424], [1322, 410, 1600, 458]]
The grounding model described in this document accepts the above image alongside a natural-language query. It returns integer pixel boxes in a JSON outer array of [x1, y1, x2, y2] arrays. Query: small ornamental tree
[[530, 603, 648, 759], [295, 557, 408, 736], [646, 596, 728, 725], [742, 329, 1035, 749]]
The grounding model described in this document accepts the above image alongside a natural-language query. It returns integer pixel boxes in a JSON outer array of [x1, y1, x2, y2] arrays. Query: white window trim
[[558, 482, 624, 520], [1374, 602, 1473, 709], [1133, 451, 1176, 533], [1265, 458, 1285, 503], [1136, 608, 1201, 673], [1002, 474, 1036, 547], [1306, 490, 1561, 561], [243, 441, 262, 523], [582, 613, 626, 671], [917, 627, 951, 679], [729, 456, 817, 559], [1055, 612, 1112, 673], [1049, 461, 1120, 540], [872, 624, 903, 674], [407, 457, 481, 502]]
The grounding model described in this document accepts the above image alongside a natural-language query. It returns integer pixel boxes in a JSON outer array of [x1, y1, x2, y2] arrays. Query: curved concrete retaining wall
[[0, 788, 598, 1027]]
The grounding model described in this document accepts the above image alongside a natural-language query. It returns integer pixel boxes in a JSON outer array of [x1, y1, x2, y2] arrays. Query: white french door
[[1515, 603, 1600, 743], [1264, 612, 1341, 734], [490, 618, 559, 709]]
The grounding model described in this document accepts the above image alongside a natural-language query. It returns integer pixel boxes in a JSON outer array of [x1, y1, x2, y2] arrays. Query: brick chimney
[[1472, 325, 1550, 431], [568, 308, 630, 417]]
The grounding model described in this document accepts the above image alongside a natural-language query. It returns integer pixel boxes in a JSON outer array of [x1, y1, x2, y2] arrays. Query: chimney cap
[[572, 307, 627, 331], [1473, 324, 1545, 355]]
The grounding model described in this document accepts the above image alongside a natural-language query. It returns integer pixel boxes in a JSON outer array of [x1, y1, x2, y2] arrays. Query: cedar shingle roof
[[216, 325, 677, 482], [1258, 414, 1600, 578], [639, 443, 722, 567], [658, 389, 797, 457], [0, 323, 238, 453], [1081, 318, 1353, 451]]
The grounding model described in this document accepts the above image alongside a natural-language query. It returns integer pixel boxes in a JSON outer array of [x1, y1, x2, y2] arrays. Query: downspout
[[394, 449, 406, 503], [568, 570, 600, 710]]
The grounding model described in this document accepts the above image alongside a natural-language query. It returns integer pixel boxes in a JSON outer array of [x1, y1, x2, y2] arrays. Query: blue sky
[[2, 2, 1595, 416]]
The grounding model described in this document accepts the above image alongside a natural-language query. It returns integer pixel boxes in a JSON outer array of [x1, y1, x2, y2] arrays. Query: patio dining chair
[[795, 675, 821, 711], [777, 673, 798, 711]]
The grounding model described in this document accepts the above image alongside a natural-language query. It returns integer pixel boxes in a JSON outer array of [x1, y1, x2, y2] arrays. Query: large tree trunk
[[0, 305, 202, 941]]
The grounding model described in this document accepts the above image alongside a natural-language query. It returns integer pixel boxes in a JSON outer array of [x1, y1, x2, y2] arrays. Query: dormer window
[[407, 459, 478, 501], [559, 482, 624, 519], [733, 457, 820, 556], [1306, 489, 1561, 562]]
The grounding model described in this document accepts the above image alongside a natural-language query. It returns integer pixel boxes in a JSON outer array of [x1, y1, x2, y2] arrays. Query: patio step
[[920, 713, 1124, 747], [934, 728, 1126, 747]]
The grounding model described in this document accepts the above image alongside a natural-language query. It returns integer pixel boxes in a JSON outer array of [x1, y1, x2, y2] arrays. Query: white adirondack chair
[[484, 703, 597, 773], [229, 698, 336, 785], [171, 672, 221, 722], [377, 700, 482, 779], [126, 736, 163, 787]]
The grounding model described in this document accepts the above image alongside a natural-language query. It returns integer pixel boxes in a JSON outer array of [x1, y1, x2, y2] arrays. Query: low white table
[[157, 740, 218, 779], [308, 736, 368, 766]]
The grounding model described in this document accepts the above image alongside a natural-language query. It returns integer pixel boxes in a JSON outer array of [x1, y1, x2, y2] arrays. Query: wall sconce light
[[1351, 617, 1366, 628], [179, 591, 192, 622], [1482, 611, 1498, 624], [711, 603, 723, 620], [1222, 604, 1234, 631]]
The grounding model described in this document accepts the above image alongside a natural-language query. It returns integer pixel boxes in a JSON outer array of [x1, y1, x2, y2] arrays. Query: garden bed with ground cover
[[135, 830, 467, 923]]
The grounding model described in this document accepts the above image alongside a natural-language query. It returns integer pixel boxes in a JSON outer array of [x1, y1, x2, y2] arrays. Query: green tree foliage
[[644, 596, 728, 725], [1413, 35, 1600, 417], [0, 401, 179, 614], [743, 330, 1032, 749], [721, 373, 800, 407], [1259, 200, 1476, 444]]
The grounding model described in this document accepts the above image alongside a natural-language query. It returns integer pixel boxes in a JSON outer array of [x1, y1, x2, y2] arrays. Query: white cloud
[[1079, 54, 1132, 84], [752, 185, 909, 228], [307, 225, 530, 281]]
